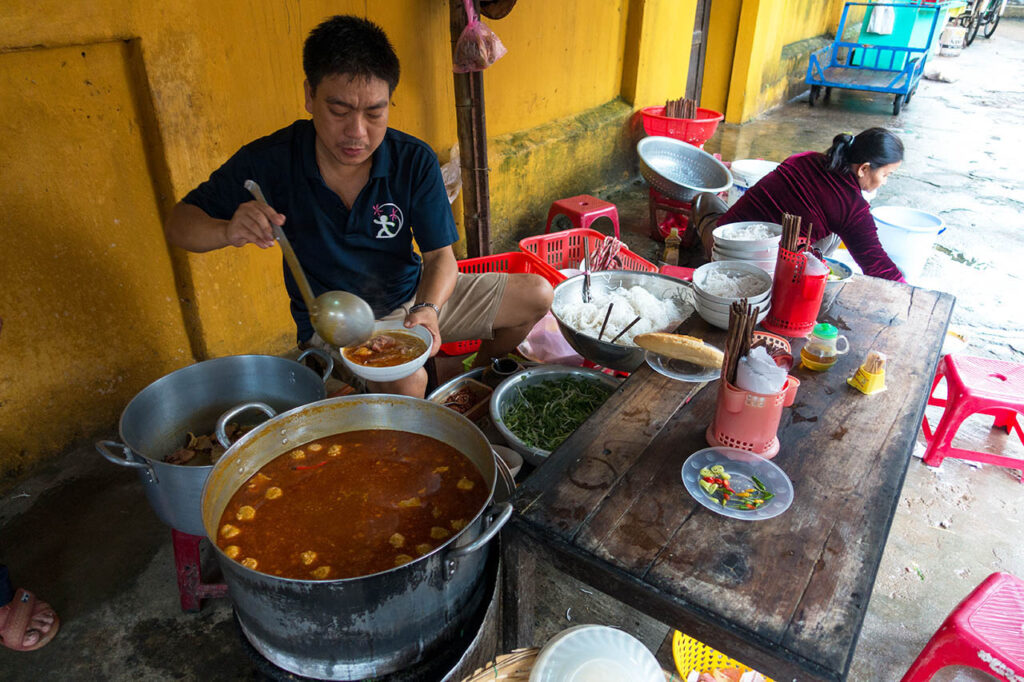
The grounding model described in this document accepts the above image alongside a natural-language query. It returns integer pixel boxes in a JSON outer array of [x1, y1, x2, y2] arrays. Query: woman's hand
[[224, 201, 284, 249]]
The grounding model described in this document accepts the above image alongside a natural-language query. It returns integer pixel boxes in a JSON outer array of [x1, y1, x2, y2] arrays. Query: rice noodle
[[555, 286, 687, 346], [700, 269, 768, 298], [718, 222, 778, 241]]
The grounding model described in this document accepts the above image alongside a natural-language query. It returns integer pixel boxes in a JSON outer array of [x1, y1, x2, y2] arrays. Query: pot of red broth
[[200, 394, 512, 680]]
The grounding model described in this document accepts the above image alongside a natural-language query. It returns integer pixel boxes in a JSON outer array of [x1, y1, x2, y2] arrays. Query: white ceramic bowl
[[712, 244, 779, 261], [693, 289, 769, 314], [491, 444, 524, 478], [340, 322, 433, 383], [692, 261, 773, 304], [695, 299, 770, 330], [712, 220, 782, 250]]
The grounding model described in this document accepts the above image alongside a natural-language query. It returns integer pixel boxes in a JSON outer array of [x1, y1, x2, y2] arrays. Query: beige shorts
[[306, 272, 508, 379]]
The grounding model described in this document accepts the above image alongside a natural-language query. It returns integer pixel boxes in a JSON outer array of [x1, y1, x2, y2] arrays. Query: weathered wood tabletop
[[502, 277, 955, 681]]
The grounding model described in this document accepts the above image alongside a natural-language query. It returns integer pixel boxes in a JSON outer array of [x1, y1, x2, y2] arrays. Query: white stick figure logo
[[372, 203, 404, 239]]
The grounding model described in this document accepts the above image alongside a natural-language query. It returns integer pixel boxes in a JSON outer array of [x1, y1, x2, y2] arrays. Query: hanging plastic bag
[[453, 0, 508, 73], [517, 312, 584, 366], [440, 143, 462, 204]]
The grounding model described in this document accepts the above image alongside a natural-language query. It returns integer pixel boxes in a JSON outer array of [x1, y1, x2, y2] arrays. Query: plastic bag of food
[[441, 143, 461, 204], [453, 0, 507, 73], [517, 312, 583, 366], [735, 345, 787, 394]]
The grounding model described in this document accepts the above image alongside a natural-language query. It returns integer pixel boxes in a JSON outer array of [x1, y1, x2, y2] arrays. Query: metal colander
[[637, 136, 733, 202]]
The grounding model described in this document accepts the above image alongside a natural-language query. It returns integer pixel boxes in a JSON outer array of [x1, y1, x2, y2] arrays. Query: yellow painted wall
[[701, 0, 742, 115], [723, 0, 847, 123], [0, 0, 703, 481]]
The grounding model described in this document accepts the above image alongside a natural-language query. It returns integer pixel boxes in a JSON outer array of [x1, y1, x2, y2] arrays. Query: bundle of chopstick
[[780, 212, 812, 253], [723, 299, 760, 385], [664, 96, 698, 119]]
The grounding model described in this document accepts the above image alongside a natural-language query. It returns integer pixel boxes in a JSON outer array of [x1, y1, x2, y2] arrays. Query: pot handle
[[95, 440, 157, 484], [444, 502, 513, 579], [215, 402, 277, 450], [296, 347, 334, 384]]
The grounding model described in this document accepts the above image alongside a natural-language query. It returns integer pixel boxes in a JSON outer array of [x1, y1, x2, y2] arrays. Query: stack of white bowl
[[691, 261, 773, 330], [711, 221, 782, 275]]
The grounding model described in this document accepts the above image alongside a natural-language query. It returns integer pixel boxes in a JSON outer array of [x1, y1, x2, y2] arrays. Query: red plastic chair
[[544, 194, 620, 238], [921, 355, 1024, 482], [902, 572, 1024, 681]]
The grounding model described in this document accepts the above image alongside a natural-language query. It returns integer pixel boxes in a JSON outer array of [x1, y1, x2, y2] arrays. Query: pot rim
[[202, 394, 498, 584], [117, 354, 326, 462]]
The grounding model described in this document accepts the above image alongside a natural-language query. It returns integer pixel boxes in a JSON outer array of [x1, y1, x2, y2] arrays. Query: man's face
[[305, 73, 390, 169]]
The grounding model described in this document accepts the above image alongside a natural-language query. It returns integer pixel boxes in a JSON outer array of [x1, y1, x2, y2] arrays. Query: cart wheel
[[893, 94, 904, 116], [983, 12, 1000, 38], [809, 85, 820, 107], [824, 87, 832, 102], [904, 87, 913, 105], [965, 16, 980, 46]]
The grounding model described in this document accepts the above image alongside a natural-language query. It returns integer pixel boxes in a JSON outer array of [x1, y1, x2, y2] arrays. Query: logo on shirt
[[372, 203, 404, 239]]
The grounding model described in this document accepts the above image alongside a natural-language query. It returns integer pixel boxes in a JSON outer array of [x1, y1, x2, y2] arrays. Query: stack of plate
[[711, 221, 782, 275], [692, 261, 772, 330]]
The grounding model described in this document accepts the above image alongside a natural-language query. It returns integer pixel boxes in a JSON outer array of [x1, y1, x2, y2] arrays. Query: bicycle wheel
[[965, 15, 981, 46], [983, 12, 1000, 38]]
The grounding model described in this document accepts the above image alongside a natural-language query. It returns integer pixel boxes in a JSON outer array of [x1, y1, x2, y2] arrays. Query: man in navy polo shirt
[[165, 15, 552, 398]]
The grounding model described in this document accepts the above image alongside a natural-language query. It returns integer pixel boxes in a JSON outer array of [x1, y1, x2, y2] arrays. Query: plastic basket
[[672, 631, 775, 681], [641, 106, 724, 148], [518, 228, 657, 274], [438, 251, 565, 356]]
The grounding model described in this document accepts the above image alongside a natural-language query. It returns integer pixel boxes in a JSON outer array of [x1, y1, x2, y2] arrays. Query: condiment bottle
[[800, 322, 849, 371], [662, 227, 681, 266]]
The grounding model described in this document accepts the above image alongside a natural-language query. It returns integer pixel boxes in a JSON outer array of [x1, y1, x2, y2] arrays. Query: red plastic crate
[[519, 227, 657, 274], [439, 251, 566, 356], [640, 106, 724, 148]]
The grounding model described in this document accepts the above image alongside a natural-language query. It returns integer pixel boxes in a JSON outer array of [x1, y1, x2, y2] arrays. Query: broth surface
[[343, 331, 427, 367], [216, 429, 488, 580]]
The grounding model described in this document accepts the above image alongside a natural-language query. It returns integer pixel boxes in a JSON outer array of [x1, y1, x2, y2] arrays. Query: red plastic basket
[[518, 228, 657, 274], [640, 106, 724, 148], [438, 251, 565, 356]]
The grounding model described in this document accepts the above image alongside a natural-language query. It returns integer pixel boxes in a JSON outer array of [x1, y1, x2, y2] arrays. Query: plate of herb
[[681, 446, 793, 520]]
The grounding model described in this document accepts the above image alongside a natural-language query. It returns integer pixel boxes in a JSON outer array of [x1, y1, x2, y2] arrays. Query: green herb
[[502, 377, 611, 452]]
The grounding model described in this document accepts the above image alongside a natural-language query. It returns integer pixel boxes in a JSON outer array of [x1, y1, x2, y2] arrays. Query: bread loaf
[[633, 333, 724, 368]]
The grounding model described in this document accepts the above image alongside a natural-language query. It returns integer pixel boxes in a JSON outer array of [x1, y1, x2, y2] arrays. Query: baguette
[[633, 333, 724, 368]]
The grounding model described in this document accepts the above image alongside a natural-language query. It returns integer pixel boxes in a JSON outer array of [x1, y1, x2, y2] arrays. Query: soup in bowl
[[341, 322, 432, 382]]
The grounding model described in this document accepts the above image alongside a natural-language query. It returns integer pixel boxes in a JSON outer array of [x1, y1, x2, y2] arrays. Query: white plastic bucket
[[871, 206, 944, 283], [727, 159, 779, 206]]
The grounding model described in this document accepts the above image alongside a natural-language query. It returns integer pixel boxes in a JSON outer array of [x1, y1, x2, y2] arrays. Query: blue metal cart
[[806, 1, 950, 115]]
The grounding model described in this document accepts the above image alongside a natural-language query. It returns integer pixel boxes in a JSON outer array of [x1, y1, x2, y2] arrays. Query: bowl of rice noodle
[[551, 271, 695, 372]]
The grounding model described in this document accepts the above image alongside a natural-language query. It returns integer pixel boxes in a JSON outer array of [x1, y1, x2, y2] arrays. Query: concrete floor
[[2, 20, 1023, 682]]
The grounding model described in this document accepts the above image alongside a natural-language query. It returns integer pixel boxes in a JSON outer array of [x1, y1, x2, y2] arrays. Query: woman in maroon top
[[692, 128, 905, 281]]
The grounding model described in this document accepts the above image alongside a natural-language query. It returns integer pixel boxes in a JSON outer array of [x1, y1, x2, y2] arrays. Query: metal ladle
[[244, 180, 375, 348]]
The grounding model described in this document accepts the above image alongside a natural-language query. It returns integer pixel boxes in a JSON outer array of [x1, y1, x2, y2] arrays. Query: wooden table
[[502, 277, 954, 681]]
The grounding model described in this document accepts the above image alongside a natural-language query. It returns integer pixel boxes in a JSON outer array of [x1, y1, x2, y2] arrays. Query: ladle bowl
[[244, 180, 375, 348], [312, 291, 375, 348]]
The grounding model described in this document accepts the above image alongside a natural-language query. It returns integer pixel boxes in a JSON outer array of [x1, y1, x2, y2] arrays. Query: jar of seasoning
[[800, 323, 849, 371]]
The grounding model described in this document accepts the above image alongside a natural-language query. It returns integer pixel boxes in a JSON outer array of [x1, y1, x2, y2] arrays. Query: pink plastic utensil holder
[[706, 375, 800, 459], [762, 247, 828, 338]]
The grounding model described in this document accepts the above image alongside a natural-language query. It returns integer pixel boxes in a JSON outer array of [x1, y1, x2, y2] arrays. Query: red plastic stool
[[545, 195, 620, 238], [921, 355, 1024, 482], [172, 529, 228, 612], [902, 572, 1024, 681]]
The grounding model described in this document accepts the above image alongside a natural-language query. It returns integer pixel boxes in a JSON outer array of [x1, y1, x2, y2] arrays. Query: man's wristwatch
[[410, 302, 440, 317]]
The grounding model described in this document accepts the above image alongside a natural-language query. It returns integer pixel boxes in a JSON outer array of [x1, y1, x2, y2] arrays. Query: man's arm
[[165, 200, 283, 253], [404, 245, 458, 355]]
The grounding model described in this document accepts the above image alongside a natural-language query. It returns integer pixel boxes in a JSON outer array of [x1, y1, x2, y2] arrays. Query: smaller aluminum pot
[[96, 350, 331, 536]]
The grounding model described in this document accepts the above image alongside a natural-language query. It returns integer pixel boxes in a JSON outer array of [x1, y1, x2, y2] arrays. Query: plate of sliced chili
[[681, 446, 793, 520]]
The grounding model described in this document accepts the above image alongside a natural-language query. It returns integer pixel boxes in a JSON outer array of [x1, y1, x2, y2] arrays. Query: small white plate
[[645, 349, 722, 383], [529, 625, 663, 682], [682, 446, 794, 521]]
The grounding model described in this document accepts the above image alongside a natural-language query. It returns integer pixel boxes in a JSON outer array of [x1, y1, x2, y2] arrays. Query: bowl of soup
[[341, 322, 432, 382]]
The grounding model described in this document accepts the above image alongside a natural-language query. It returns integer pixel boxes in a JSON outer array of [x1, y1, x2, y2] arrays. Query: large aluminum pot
[[95, 350, 331, 536], [201, 394, 513, 680]]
